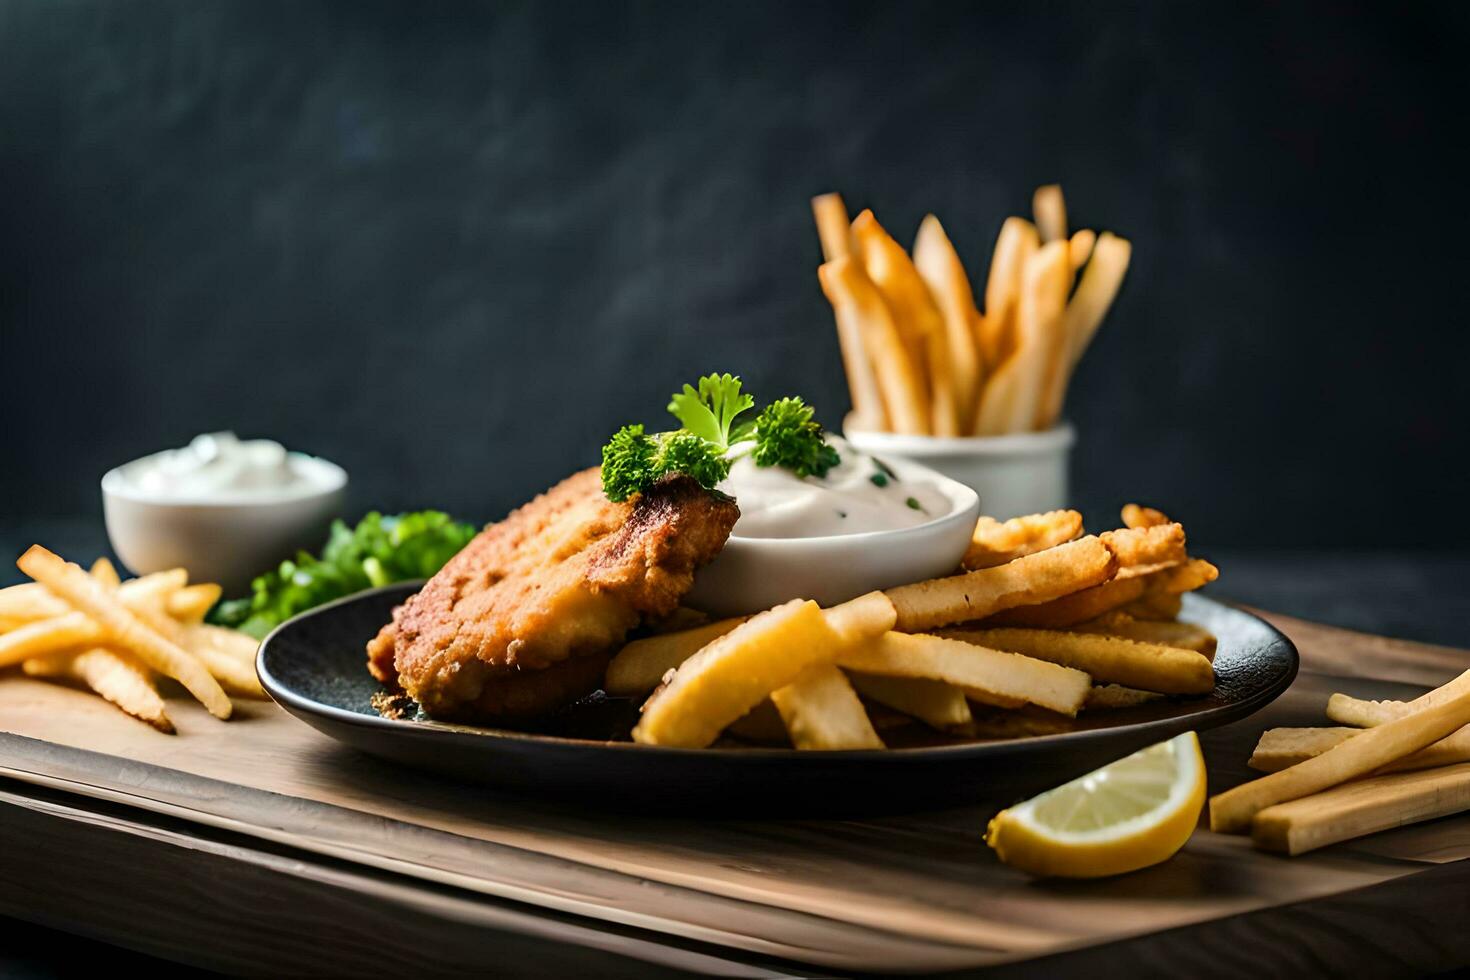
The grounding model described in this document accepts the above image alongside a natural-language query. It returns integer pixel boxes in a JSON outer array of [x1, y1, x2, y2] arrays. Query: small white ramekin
[[101, 455, 347, 595], [686, 454, 980, 617], [844, 423, 1074, 521]]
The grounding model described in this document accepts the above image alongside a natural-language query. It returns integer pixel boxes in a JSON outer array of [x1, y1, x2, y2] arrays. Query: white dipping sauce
[[719, 437, 949, 539], [119, 432, 338, 500]]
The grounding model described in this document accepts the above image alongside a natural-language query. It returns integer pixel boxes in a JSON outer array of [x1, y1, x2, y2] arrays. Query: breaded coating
[[369, 468, 738, 723]]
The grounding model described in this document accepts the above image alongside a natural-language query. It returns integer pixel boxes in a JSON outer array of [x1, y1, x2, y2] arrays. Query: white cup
[[844, 423, 1074, 520]]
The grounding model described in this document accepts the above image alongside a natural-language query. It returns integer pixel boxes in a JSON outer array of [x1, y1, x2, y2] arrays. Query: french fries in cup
[[817, 185, 1130, 518]]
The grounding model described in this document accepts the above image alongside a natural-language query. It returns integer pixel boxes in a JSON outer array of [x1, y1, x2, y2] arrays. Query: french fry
[[23, 648, 174, 734], [973, 350, 1024, 436], [1209, 669, 1470, 833], [1326, 693, 1416, 728], [180, 625, 266, 698], [942, 627, 1215, 695], [1032, 184, 1068, 243], [989, 558, 1215, 629], [0, 612, 102, 668], [819, 256, 930, 434], [1063, 231, 1131, 369], [1008, 240, 1070, 432], [851, 210, 941, 426], [839, 632, 1092, 717], [184, 623, 261, 664], [814, 194, 887, 430], [1099, 524, 1187, 571], [17, 546, 232, 719], [962, 510, 1083, 570], [633, 594, 890, 748], [89, 557, 122, 589], [1122, 503, 1171, 529], [1085, 684, 1164, 710], [847, 671, 973, 730], [1068, 229, 1096, 270], [984, 575, 1147, 629], [606, 616, 748, 696], [1253, 762, 1470, 856], [167, 583, 222, 624], [1120, 592, 1183, 621], [913, 213, 984, 427], [771, 664, 884, 750], [1037, 231, 1131, 428], [979, 217, 1040, 371], [1249, 728, 1359, 772], [1249, 725, 1470, 774], [1075, 612, 1217, 660], [884, 535, 1117, 633], [811, 192, 853, 262], [0, 568, 188, 624]]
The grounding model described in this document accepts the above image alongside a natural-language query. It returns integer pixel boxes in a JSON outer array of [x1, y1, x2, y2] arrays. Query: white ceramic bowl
[[685, 454, 980, 617], [101, 456, 348, 595], [844, 423, 1074, 521]]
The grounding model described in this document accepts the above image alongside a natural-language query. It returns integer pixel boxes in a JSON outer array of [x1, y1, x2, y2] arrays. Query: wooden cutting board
[[0, 609, 1467, 976]]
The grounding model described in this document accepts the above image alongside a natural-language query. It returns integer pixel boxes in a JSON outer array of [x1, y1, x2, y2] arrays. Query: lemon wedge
[[986, 731, 1206, 878]]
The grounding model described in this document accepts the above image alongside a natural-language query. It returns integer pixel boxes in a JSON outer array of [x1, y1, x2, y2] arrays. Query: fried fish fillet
[[368, 468, 738, 723]]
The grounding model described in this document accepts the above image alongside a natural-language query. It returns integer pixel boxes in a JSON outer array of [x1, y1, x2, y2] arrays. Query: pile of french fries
[[0, 545, 264, 732], [609, 504, 1218, 750], [1215, 676, 1470, 855], [814, 185, 1131, 437]]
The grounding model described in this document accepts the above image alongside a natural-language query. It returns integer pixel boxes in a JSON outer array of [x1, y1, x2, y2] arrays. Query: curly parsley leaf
[[750, 396, 842, 478], [667, 373, 754, 450], [600, 424, 661, 502]]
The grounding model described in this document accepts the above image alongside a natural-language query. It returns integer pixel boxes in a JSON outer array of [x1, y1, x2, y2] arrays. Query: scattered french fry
[[1099, 524, 1188, 571], [1075, 612, 1217, 660], [0, 612, 103, 668], [811, 192, 853, 263], [885, 535, 1117, 633], [962, 510, 1083, 570], [1007, 240, 1070, 432], [1250, 725, 1470, 774], [1209, 669, 1470, 833], [942, 627, 1215, 695], [1122, 503, 1171, 529], [17, 546, 232, 720], [167, 583, 223, 624], [1326, 693, 1415, 728], [605, 616, 748, 696], [1253, 762, 1470, 856], [771, 664, 884, 750], [89, 557, 122, 589], [847, 671, 973, 730], [840, 632, 1092, 717], [24, 648, 174, 733]]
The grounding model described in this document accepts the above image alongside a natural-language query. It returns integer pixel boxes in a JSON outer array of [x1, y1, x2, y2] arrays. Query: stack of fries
[[0, 545, 263, 732], [1214, 677, 1470, 854], [609, 503, 1218, 750], [814, 185, 1131, 437]]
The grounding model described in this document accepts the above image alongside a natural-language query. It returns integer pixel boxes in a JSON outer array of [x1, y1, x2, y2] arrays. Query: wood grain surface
[[0, 608, 1467, 974]]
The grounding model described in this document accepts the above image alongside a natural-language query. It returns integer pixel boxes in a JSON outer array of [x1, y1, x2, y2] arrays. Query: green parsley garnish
[[869, 472, 889, 488], [601, 374, 841, 501], [906, 497, 923, 511]]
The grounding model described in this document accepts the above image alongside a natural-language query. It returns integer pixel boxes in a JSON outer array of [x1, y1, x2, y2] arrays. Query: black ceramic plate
[[258, 584, 1297, 813]]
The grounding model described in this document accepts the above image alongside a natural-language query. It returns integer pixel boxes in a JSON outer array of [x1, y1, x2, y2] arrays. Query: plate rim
[[257, 583, 1299, 761]]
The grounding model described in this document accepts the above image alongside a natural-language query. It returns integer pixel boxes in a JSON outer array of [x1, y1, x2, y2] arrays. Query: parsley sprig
[[601, 374, 840, 501]]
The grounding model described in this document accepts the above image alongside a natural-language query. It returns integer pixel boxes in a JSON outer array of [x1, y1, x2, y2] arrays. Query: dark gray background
[[2, 0, 1466, 551]]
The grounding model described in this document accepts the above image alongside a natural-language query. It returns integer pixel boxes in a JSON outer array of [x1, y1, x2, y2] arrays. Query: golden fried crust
[[374, 469, 738, 722]]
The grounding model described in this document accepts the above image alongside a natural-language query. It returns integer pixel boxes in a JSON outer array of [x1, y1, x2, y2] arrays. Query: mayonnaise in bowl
[[718, 436, 950, 539], [108, 432, 345, 503]]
